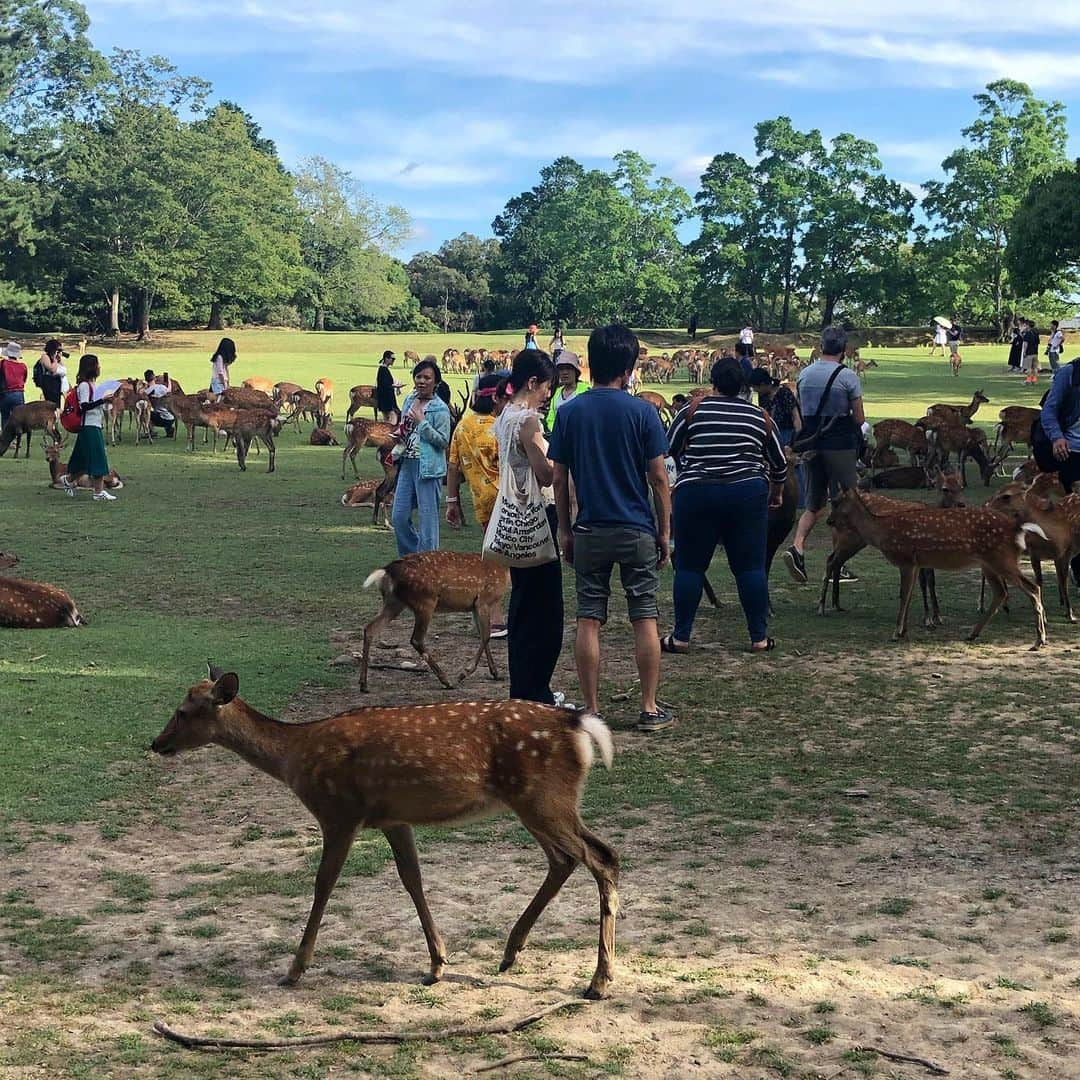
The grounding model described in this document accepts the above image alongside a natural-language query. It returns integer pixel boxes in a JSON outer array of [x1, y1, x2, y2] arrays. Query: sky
[[83, 1, 1080, 259]]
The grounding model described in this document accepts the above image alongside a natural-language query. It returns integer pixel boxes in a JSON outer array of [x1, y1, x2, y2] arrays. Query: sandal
[[748, 638, 776, 653], [660, 634, 689, 654]]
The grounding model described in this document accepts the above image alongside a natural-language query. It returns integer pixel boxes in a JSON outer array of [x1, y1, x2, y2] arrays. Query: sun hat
[[2, 341, 23, 359], [554, 350, 581, 374]]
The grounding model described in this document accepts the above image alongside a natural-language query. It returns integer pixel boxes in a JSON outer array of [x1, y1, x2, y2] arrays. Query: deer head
[[151, 663, 238, 756], [975, 389, 990, 405]]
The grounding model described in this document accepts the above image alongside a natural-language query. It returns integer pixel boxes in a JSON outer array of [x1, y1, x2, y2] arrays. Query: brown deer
[[233, 410, 282, 472], [341, 446, 397, 523], [346, 384, 379, 421], [152, 666, 619, 998], [310, 425, 339, 446], [359, 552, 510, 692], [925, 422, 994, 486], [993, 405, 1041, 464], [221, 386, 275, 411], [0, 558, 85, 628], [43, 438, 123, 490], [242, 376, 275, 394], [832, 487, 1048, 647], [315, 377, 334, 419], [0, 402, 61, 458], [925, 388, 989, 424], [872, 419, 928, 465], [286, 389, 328, 432], [161, 392, 211, 449], [342, 418, 396, 479], [635, 391, 672, 422]]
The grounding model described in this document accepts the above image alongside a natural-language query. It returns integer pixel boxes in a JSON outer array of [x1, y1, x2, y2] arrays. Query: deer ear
[[211, 672, 239, 706]]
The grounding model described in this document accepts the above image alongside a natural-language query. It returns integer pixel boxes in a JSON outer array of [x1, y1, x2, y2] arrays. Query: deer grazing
[[342, 418, 396, 479], [287, 389, 329, 432], [360, 552, 509, 692], [0, 555, 85, 628], [993, 406, 1041, 465], [925, 388, 990, 425], [924, 421, 994, 486], [831, 487, 1048, 648], [0, 402, 61, 458], [152, 666, 619, 997]]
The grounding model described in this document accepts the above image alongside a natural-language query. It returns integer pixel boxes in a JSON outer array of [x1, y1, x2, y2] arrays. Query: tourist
[[144, 370, 175, 437], [947, 322, 963, 364], [1008, 320, 1024, 373], [62, 353, 117, 501], [494, 351, 562, 703], [663, 357, 787, 653], [0, 342, 27, 427], [749, 368, 801, 447], [376, 350, 400, 422], [1048, 320, 1064, 375], [1021, 319, 1041, 385], [737, 322, 754, 360], [932, 321, 948, 357], [548, 324, 673, 733], [1042, 355, 1080, 584], [549, 323, 565, 356], [33, 339, 68, 406], [391, 357, 451, 556], [545, 351, 586, 429], [210, 337, 235, 397], [783, 326, 865, 585], [524, 324, 539, 350]]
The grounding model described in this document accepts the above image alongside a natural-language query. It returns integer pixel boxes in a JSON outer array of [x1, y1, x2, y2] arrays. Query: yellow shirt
[[448, 411, 499, 526]]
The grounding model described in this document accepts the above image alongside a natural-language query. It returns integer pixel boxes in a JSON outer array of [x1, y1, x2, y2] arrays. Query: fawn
[[152, 666, 619, 997]]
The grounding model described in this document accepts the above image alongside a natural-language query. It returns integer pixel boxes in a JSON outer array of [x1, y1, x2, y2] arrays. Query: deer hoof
[[278, 970, 302, 987], [583, 982, 612, 1001]]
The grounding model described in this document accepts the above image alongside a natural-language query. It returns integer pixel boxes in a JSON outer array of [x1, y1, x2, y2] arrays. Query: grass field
[[1, 331, 1078, 1078]]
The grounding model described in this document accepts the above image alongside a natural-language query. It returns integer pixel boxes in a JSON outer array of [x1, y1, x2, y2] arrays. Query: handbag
[[791, 365, 845, 462]]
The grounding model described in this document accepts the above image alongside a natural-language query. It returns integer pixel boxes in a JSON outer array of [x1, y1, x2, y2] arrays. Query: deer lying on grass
[[925, 388, 990, 424], [151, 665, 619, 997], [832, 487, 1048, 647], [0, 555, 85, 628], [341, 449, 398, 524], [360, 551, 510, 692], [44, 438, 123, 490], [310, 425, 339, 446], [342, 418, 396, 479], [0, 402, 61, 458]]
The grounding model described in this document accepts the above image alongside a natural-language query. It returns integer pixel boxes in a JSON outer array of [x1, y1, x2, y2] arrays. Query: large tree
[[1006, 162, 1080, 298], [923, 79, 1068, 337], [407, 233, 498, 332]]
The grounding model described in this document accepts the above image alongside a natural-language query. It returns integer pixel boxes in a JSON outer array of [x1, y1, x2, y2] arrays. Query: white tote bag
[[482, 460, 557, 568]]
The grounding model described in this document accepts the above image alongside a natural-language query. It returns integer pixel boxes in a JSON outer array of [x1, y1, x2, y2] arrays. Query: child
[[63, 354, 118, 501]]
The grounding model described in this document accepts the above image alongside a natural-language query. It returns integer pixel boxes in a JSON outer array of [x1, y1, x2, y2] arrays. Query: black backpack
[[1031, 360, 1080, 471]]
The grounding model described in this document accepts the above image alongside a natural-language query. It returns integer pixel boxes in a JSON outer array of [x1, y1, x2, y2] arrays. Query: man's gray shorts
[[572, 525, 659, 624], [805, 449, 860, 513]]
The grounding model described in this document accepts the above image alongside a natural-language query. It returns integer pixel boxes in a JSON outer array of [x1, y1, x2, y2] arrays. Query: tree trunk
[[443, 288, 451, 334], [314, 307, 325, 332], [822, 293, 837, 328], [107, 287, 120, 336], [207, 299, 224, 331], [134, 290, 152, 340]]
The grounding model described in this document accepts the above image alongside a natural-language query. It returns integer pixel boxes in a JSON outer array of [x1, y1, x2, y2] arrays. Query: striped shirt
[[666, 396, 787, 489]]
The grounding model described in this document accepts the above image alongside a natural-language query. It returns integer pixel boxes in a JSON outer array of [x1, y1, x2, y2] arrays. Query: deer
[[160, 392, 211, 450], [315, 377, 334, 420], [359, 551, 510, 692], [872, 419, 928, 465], [635, 390, 672, 423], [993, 406, 1041, 465], [341, 445, 397, 523], [310, 425, 339, 446], [233, 410, 282, 472], [346, 384, 379, 421], [925, 388, 990, 425], [0, 402, 62, 458], [342, 418, 396, 479], [43, 438, 123, 490], [0, 557, 85, 628], [221, 386, 275, 411], [152, 667, 619, 999], [686, 354, 704, 384], [831, 487, 1048, 648], [242, 376, 275, 395], [925, 422, 994, 486], [286, 389, 328, 432]]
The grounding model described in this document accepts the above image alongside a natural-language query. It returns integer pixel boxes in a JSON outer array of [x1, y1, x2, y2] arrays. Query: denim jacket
[[1040, 361, 1080, 448], [400, 392, 451, 479]]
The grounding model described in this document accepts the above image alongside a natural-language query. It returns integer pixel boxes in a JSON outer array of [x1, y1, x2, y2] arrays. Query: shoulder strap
[[810, 364, 845, 419]]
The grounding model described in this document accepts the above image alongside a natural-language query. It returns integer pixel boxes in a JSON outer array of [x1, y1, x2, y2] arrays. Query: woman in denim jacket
[[392, 357, 452, 555]]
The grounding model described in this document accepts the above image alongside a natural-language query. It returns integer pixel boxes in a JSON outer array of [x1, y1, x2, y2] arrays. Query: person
[[1021, 319, 1041, 385], [391, 357, 451, 556], [931, 321, 948, 357], [62, 353, 117, 501], [748, 368, 801, 447], [0, 342, 28, 427], [1048, 320, 1064, 375], [1042, 356, 1080, 584], [144, 370, 175, 437], [210, 337, 236, 396], [545, 351, 586, 429], [33, 339, 68, 406], [663, 357, 787, 653], [688, 312, 698, 341], [548, 323, 673, 734], [737, 323, 754, 360], [783, 326, 865, 585], [548, 323, 565, 355], [524, 324, 539, 350], [495, 351, 563, 703], [1008, 320, 1024, 373], [947, 322, 963, 366], [376, 350, 400, 422]]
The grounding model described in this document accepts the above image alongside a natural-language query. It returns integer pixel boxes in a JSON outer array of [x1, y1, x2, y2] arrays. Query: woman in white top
[[210, 337, 236, 396], [738, 324, 754, 359], [63, 354, 117, 501], [494, 350, 562, 704]]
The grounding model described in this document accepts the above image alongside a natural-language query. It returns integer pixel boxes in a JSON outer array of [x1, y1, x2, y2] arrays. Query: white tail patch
[[1018, 523, 1049, 551], [578, 713, 614, 770], [363, 569, 386, 590]]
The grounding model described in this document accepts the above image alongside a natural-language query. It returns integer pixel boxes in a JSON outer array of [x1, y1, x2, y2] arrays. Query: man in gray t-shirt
[[783, 326, 866, 586]]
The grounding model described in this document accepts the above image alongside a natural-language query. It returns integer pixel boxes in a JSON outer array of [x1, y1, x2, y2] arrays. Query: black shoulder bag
[[791, 365, 845, 462]]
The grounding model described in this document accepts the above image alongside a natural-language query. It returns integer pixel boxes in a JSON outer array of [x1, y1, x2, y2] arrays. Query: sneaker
[[838, 565, 858, 583], [60, 475, 76, 496], [489, 624, 508, 640], [637, 707, 674, 733], [92, 490, 118, 501], [783, 546, 807, 584]]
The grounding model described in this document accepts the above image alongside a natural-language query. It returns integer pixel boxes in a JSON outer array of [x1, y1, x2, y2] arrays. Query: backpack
[[32, 360, 45, 390], [1031, 360, 1080, 472], [61, 384, 85, 433]]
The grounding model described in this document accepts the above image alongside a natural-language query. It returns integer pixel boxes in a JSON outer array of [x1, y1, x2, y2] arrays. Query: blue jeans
[[0, 390, 24, 428], [392, 458, 442, 555], [1049, 351, 1061, 374], [672, 478, 769, 644]]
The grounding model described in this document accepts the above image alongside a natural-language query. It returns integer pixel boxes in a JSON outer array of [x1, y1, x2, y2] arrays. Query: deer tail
[[569, 711, 614, 770], [1018, 523, 1048, 550], [363, 568, 387, 590]]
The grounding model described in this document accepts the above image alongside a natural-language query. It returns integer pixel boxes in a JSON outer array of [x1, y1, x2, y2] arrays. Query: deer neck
[[213, 700, 298, 785], [47, 456, 60, 483]]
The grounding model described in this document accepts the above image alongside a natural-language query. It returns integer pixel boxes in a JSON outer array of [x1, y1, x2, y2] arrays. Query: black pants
[[150, 413, 175, 437], [1059, 453, 1080, 580], [507, 508, 563, 704]]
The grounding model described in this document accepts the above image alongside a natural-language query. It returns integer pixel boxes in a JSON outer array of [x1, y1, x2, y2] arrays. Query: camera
[[60, 350, 70, 359]]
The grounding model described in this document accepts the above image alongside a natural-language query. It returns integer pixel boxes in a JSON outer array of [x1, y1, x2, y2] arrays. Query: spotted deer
[[341, 418, 396, 479], [315, 377, 334, 419], [359, 551, 510, 692], [925, 388, 990, 425], [0, 556, 85, 628], [832, 487, 1048, 647], [151, 665, 618, 997], [346, 384, 379, 421], [872, 419, 928, 465], [0, 401, 62, 458]]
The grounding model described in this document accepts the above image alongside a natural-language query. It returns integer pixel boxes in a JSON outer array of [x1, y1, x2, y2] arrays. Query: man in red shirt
[[0, 342, 28, 428]]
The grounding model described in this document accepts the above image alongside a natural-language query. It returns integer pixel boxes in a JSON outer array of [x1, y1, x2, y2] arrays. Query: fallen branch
[[153, 998, 583, 1051], [473, 1053, 587, 1073], [853, 1045, 948, 1075]]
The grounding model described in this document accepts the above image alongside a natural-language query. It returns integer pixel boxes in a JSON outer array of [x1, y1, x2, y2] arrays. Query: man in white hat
[[545, 350, 586, 430], [0, 342, 28, 428]]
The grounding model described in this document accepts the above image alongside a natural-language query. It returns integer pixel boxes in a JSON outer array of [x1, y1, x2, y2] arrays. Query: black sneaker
[[838, 565, 858, 583], [637, 707, 675, 733], [783, 546, 807, 584]]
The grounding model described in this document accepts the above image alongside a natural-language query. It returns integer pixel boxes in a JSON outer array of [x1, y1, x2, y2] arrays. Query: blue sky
[[84, 1, 1080, 258]]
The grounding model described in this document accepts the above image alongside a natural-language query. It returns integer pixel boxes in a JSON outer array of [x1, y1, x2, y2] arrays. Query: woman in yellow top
[[447, 373, 506, 634]]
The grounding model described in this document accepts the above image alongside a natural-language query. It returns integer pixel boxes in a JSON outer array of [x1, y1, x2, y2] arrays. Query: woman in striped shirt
[[663, 356, 787, 653]]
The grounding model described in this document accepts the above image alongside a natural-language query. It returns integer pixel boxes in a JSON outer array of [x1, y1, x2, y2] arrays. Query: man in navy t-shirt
[[549, 324, 673, 733]]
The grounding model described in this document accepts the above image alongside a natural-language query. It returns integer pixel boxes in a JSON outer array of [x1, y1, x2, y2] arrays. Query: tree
[[1006, 162, 1080, 297], [407, 233, 498, 331], [923, 79, 1068, 337], [293, 157, 410, 330]]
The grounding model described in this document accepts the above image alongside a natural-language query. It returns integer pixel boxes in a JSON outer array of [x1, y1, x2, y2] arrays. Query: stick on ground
[[153, 998, 583, 1051], [473, 1053, 588, 1073], [853, 1044, 949, 1075]]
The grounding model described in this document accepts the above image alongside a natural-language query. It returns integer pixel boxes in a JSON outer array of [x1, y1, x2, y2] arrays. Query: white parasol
[[933, 316, 952, 329]]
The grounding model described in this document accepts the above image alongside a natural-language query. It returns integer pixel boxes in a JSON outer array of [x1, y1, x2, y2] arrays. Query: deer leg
[[410, 607, 453, 688], [969, 571, 1007, 642], [1056, 558, 1076, 622], [927, 569, 941, 626], [919, 569, 933, 628], [499, 839, 577, 976], [466, 606, 499, 683], [383, 825, 448, 985], [265, 434, 276, 473], [893, 564, 918, 641], [281, 823, 356, 986], [359, 598, 404, 692], [236, 435, 247, 471], [1012, 571, 1049, 649]]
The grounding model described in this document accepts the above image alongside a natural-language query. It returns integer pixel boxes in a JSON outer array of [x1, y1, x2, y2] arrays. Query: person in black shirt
[[375, 350, 399, 422], [34, 338, 67, 406]]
